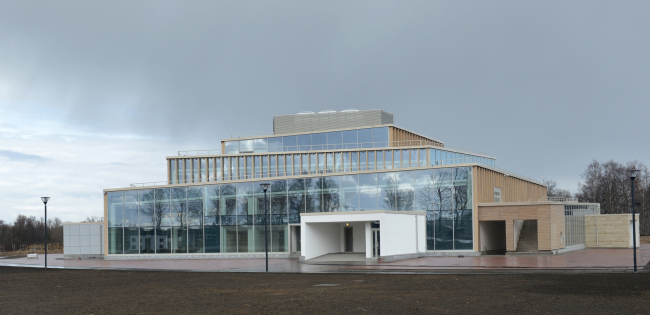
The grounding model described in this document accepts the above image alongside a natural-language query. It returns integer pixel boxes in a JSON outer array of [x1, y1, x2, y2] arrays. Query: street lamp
[[627, 169, 640, 272], [259, 183, 271, 272], [41, 197, 50, 269]]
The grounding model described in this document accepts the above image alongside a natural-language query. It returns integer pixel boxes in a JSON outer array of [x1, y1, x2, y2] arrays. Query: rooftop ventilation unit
[[318, 110, 337, 114], [341, 108, 359, 113], [297, 111, 314, 115]]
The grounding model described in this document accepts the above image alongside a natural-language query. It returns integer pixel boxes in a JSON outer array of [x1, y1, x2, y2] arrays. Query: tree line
[[547, 159, 649, 236], [0, 215, 102, 252]]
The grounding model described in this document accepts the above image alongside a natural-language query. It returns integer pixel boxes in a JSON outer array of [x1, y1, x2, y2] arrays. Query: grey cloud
[[0, 149, 44, 161]]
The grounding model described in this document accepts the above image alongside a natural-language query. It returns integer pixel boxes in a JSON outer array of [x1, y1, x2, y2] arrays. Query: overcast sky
[[1, 1, 648, 223]]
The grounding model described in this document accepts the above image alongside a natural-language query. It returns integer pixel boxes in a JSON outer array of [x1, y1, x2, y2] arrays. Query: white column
[[365, 222, 372, 258]]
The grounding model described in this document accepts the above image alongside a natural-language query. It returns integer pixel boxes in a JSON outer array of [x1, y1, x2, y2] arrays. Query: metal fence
[[564, 204, 599, 247]]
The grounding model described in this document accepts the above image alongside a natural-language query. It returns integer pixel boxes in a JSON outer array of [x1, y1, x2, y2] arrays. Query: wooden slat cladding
[[389, 126, 444, 148], [473, 166, 547, 203]]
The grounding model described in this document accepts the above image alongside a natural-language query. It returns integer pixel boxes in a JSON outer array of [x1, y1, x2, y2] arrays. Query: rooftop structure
[[273, 109, 393, 135]]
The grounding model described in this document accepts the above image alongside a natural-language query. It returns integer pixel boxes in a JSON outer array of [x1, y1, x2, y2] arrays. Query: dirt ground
[[1, 267, 649, 314]]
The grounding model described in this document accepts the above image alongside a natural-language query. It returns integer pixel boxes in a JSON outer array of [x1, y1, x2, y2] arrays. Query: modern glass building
[[104, 109, 548, 260]]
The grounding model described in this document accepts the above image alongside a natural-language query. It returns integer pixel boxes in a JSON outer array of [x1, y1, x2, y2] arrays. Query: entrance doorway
[[344, 227, 353, 252], [372, 228, 380, 258], [291, 225, 301, 253]]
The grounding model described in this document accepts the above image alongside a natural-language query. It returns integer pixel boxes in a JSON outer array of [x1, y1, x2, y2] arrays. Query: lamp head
[[41, 197, 50, 204], [628, 169, 640, 180], [259, 183, 270, 192]]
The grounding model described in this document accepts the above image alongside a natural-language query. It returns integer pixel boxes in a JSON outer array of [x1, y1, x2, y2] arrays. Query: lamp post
[[627, 169, 639, 272], [41, 197, 50, 269], [259, 183, 271, 272]]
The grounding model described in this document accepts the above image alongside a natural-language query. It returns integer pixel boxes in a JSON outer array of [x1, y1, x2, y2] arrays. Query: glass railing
[[177, 140, 486, 156]]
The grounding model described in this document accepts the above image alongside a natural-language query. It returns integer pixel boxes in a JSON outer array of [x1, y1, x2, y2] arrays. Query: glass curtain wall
[[108, 166, 473, 255]]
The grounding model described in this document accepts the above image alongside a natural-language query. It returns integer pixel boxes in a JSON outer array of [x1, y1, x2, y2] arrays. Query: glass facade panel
[[271, 225, 288, 252], [108, 191, 123, 254], [358, 128, 373, 148], [288, 179, 305, 223], [312, 133, 326, 150], [419, 149, 427, 166], [215, 157, 221, 181], [124, 227, 139, 254], [282, 136, 297, 151], [172, 226, 187, 254], [156, 226, 171, 253], [171, 187, 186, 227], [435, 210, 453, 250], [267, 155, 273, 177], [327, 131, 342, 149], [395, 171, 414, 211], [277, 155, 284, 177], [123, 191, 139, 254], [359, 173, 378, 210], [222, 157, 230, 180], [373, 127, 389, 147], [414, 169, 434, 210], [322, 176, 340, 212], [268, 137, 282, 152], [305, 178, 322, 213], [301, 154, 308, 175], [342, 152, 350, 172], [318, 153, 325, 173], [240, 140, 254, 153], [225, 141, 239, 154], [254, 138, 267, 153], [193, 159, 199, 183], [255, 156, 261, 179], [246, 156, 252, 179], [410, 149, 417, 167], [185, 159, 191, 184], [351, 152, 358, 171], [201, 158, 207, 182], [434, 169, 453, 210], [342, 130, 357, 149], [378, 172, 396, 210], [340, 175, 359, 211], [454, 210, 472, 250], [155, 188, 171, 227], [238, 156, 245, 180], [298, 134, 311, 150]]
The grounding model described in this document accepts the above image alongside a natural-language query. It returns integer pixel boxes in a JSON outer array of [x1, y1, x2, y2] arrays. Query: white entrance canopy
[[300, 210, 426, 261]]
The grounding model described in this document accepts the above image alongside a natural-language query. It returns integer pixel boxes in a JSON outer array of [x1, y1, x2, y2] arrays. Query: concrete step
[[515, 220, 538, 252]]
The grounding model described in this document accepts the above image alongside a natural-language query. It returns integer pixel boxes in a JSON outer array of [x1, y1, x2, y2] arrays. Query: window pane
[[283, 136, 297, 151], [156, 226, 171, 253], [327, 131, 342, 150], [237, 183, 254, 216], [254, 138, 267, 153], [359, 173, 378, 210], [240, 140, 254, 153], [139, 189, 155, 227], [204, 225, 220, 253], [322, 177, 340, 212], [225, 141, 239, 154], [301, 154, 308, 175], [373, 127, 389, 148], [185, 159, 191, 183], [172, 226, 187, 254], [204, 185, 220, 218], [378, 172, 396, 210], [318, 153, 325, 173], [220, 184, 237, 216], [340, 175, 359, 211], [208, 158, 214, 181], [108, 191, 123, 228], [288, 179, 305, 223], [155, 188, 171, 227], [394, 150, 401, 169], [305, 178, 322, 213], [238, 156, 245, 179], [419, 149, 427, 166], [193, 159, 199, 183], [435, 210, 454, 250], [268, 137, 282, 152], [246, 156, 252, 179], [271, 180, 288, 215], [395, 171, 414, 211], [124, 227, 139, 254], [187, 187, 203, 226], [140, 226, 155, 254], [410, 149, 418, 167], [277, 155, 284, 177], [267, 155, 273, 177], [454, 167, 472, 210], [335, 152, 342, 173], [298, 134, 311, 150], [454, 210, 473, 250], [358, 128, 373, 148], [351, 152, 358, 171], [171, 187, 186, 227], [271, 225, 288, 252], [188, 225, 203, 253], [368, 151, 375, 170], [434, 169, 453, 210], [426, 211, 435, 250], [215, 157, 221, 181], [414, 169, 435, 210], [342, 130, 357, 149], [123, 191, 139, 229], [312, 133, 326, 150]]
